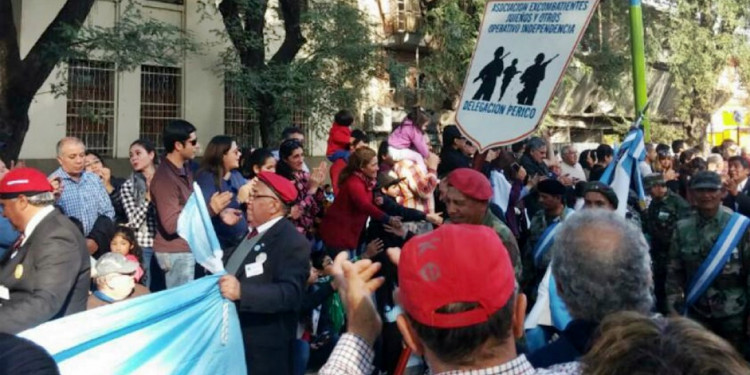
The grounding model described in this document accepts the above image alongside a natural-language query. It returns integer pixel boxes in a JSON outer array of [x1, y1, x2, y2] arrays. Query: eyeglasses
[[185, 139, 198, 146]]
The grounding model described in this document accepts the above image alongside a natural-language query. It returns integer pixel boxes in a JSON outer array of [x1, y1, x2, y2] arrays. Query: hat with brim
[[377, 173, 405, 189], [690, 171, 722, 190]]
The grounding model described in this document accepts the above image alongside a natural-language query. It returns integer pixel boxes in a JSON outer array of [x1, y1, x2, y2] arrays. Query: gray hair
[[27, 192, 55, 207], [707, 153, 723, 165], [551, 209, 653, 322], [561, 144, 576, 155], [527, 137, 547, 152], [56, 137, 85, 156]]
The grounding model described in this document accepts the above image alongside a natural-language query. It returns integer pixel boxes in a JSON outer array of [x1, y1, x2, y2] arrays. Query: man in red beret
[[219, 171, 310, 375], [443, 168, 522, 280], [0, 168, 90, 334], [319, 225, 574, 374]]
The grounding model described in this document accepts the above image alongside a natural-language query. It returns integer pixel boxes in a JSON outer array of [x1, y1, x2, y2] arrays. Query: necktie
[[246, 228, 258, 240], [10, 234, 24, 259]]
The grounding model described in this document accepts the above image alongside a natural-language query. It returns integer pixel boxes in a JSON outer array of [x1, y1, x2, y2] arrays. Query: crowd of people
[[1, 108, 750, 374]]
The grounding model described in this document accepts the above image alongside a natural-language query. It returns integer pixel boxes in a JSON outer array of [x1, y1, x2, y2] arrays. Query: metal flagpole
[[629, 0, 650, 141]]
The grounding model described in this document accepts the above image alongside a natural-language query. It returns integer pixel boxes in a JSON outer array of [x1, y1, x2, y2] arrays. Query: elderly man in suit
[[0, 168, 90, 334], [219, 172, 310, 375]]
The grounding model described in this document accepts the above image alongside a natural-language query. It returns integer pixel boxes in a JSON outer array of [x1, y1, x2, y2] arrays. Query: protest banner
[[456, 0, 599, 150]]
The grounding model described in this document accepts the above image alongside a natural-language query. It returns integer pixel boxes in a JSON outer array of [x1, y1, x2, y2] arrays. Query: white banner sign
[[456, 0, 599, 150]]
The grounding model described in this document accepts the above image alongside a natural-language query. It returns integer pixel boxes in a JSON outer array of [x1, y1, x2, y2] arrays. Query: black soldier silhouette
[[472, 46, 510, 101], [516, 53, 559, 106], [498, 58, 520, 102]]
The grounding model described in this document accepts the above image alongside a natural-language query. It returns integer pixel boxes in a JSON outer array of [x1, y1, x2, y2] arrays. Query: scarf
[[353, 171, 376, 191]]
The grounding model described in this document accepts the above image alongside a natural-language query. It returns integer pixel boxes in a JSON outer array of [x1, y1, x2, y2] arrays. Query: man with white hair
[[527, 209, 654, 368], [0, 168, 90, 334]]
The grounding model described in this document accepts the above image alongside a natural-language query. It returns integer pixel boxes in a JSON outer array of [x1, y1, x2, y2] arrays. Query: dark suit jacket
[[225, 217, 310, 375], [723, 181, 750, 217], [0, 208, 90, 334]]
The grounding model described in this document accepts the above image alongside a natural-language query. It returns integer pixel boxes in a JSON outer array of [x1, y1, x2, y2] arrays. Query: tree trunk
[[257, 94, 277, 148], [0, 112, 29, 163]]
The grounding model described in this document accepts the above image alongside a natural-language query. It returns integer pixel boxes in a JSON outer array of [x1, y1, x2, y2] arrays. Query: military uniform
[[644, 190, 692, 313], [666, 205, 750, 352], [481, 210, 523, 281], [523, 208, 574, 289]]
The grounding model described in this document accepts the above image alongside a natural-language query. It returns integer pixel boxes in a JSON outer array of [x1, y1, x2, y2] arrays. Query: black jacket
[[437, 148, 471, 178], [224, 217, 310, 375], [723, 180, 750, 217], [527, 319, 598, 368], [0, 209, 90, 334]]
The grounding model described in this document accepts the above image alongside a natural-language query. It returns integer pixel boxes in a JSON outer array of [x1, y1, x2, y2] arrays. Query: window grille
[[224, 80, 261, 149], [149, 0, 184, 4], [140, 66, 182, 151], [393, 0, 420, 32], [66, 60, 116, 156]]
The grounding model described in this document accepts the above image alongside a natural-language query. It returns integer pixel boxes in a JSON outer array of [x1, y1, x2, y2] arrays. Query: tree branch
[[15, 0, 96, 104], [0, 0, 22, 115], [270, 0, 306, 65]]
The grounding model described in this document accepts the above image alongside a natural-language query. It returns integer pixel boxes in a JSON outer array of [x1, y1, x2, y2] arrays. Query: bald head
[[56, 137, 84, 157], [551, 209, 653, 322]]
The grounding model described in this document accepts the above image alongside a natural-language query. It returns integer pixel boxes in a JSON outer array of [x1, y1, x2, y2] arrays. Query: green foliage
[[420, 0, 485, 109], [219, 0, 378, 142]]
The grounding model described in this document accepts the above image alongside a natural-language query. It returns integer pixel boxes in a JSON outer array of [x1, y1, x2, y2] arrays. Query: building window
[[150, 0, 184, 4], [140, 65, 181, 151], [224, 79, 260, 148], [66, 60, 116, 156], [393, 0, 420, 32]]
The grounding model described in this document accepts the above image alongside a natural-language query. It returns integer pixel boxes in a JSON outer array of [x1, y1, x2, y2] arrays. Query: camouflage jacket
[[666, 206, 750, 318], [524, 207, 575, 273], [481, 210, 523, 281], [644, 192, 692, 266]]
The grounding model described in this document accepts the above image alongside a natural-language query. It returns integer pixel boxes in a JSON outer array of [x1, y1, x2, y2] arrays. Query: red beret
[[257, 172, 298, 204], [0, 168, 53, 199], [399, 224, 514, 328], [447, 168, 492, 201]]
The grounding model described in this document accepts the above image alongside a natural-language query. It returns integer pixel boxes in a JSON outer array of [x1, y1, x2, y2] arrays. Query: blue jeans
[[142, 247, 154, 288], [327, 150, 350, 163], [155, 252, 195, 289], [292, 339, 310, 375]]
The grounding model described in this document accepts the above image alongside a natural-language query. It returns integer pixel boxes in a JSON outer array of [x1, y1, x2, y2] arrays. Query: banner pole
[[629, 0, 650, 142]]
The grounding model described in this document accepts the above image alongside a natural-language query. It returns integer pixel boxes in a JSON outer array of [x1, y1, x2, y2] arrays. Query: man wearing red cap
[[443, 168, 522, 279], [319, 224, 576, 374], [219, 172, 310, 375], [0, 168, 90, 334]]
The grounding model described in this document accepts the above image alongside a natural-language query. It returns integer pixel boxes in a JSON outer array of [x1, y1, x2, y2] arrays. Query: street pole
[[629, 0, 650, 141]]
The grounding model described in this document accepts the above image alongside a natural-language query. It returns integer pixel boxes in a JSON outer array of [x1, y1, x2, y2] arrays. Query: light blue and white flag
[[599, 128, 647, 217], [19, 183, 246, 374]]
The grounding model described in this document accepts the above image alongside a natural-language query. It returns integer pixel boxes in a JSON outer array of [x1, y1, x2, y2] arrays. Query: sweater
[[319, 174, 389, 251], [326, 123, 352, 157], [387, 121, 430, 159]]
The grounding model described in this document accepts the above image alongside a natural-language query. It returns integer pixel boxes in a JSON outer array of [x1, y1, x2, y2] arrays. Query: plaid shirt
[[318, 334, 580, 375], [392, 159, 438, 213], [50, 168, 114, 235], [119, 178, 156, 248], [290, 170, 321, 238]]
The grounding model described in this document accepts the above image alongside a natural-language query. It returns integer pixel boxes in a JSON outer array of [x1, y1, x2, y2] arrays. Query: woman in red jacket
[[320, 147, 401, 255]]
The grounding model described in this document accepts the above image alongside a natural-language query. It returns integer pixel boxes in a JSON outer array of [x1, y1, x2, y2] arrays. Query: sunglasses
[[185, 138, 198, 146]]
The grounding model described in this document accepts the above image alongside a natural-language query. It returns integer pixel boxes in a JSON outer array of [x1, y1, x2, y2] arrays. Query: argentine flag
[[598, 128, 647, 217], [19, 183, 246, 374]]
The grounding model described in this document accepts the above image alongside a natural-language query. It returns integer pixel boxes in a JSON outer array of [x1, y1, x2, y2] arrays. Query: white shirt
[[639, 160, 653, 177], [255, 216, 284, 235], [559, 161, 586, 181], [21, 205, 55, 246], [739, 177, 748, 193]]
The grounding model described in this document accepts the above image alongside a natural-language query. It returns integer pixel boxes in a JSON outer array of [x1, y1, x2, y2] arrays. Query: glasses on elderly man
[[248, 194, 278, 202]]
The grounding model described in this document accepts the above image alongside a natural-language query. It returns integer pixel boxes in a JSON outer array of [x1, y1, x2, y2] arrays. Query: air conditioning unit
[[366, 106, 394, 133]]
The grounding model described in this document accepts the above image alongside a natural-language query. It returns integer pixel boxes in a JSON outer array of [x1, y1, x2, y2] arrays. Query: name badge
[[245, 262, 264, 278], [0, 286, 9, 300]]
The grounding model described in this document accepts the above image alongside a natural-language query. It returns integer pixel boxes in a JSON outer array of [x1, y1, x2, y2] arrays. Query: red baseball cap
[[447, 168, 493, 201], [398, 224, 515, 329], [0, 168, 53, 199], [257, 172, 298, 204]]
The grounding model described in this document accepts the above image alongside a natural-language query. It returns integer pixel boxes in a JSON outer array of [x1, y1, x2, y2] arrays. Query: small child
[[110, 226, 145, 284], [387, 107, 431, 170], [326, 110, 355, 163]]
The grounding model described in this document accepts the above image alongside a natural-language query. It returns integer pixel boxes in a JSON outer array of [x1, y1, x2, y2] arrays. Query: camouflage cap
[[584, 181, 619, 207], [643, 173, 665, 189], [690, 171, 722, 190]]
